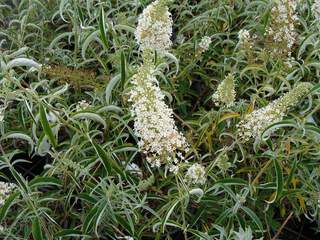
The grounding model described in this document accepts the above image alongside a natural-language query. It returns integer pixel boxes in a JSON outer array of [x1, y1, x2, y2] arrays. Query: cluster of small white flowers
[[266, 0, 298, 57], [215, 152, 232, 171], [212, 73, 236, 107], [76, 100, 90, 111], [132, 1, 195, 174], [284, 57, 296, 68], [198, 36, 212, 51], [237, 83, 312, 142], [238, 29, 251, 47], [312, 0, 320, 20], [135, 0, 173, 52], [128, 61, 188, 171], [0, 181, 16, 206], [185, 163, 206, 185]]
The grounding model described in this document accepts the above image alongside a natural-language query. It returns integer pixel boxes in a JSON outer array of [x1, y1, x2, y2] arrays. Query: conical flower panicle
[[212, 73, 236, 107], [237, 83, 312, 142], [128, 58, 188, 170], [265, 0, 298, 57], [135, 0, 173, 53]]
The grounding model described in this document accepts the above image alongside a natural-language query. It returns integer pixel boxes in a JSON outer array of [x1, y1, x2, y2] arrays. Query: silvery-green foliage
[[0, 0, 319, 239]]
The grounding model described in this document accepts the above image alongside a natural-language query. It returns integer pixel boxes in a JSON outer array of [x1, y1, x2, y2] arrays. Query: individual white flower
[[212, 73, 236, 107], [128, 57, 188, 169], [124, 162, 143, 177], [46, 111, 59, 123], [185, 163, 206, 185], [0, 181, 16, 207], [312, 0, 320, 20], [135, 0, 173, 52], [198, 36, 212, 51], [237, 83, 312, 142], [265, 0, 298, 57]]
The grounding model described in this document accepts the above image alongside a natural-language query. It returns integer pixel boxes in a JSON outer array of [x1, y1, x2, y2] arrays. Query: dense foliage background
[[0, 0, 320, 239]]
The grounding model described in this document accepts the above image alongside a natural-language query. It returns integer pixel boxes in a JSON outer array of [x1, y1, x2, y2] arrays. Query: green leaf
[[161, 200, 179, 233], [39, 104, 57, 148], [261, 120, 297, 141], [6, 58, 41, 70], [32, 218, 43, 240], [55, 229, 91, 238], [120, 51, 126, 87], [105, 74, 121, 104], [72, 112, 107, 129], [92, 142, 111, 174], [241, 206, 264, 233], [273, 157, 283, 202], [11, 167, 28, 193], [99, 7, 108, 49], [29, 177, 62, 188], [0, 192, 19, 222], [83, 204, 99, 233], [1, 132, 34, 151]]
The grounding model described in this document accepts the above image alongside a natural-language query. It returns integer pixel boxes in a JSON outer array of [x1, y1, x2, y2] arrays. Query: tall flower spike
[[128, 52, 188, 171], [265, 0, 298, 57], [135, 0, 173, 53], [237, 83, 312, 142], [212, 73, 236, 107]]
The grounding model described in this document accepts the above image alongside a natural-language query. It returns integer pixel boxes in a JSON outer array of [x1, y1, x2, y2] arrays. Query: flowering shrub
[[0, 0, 320, 239]]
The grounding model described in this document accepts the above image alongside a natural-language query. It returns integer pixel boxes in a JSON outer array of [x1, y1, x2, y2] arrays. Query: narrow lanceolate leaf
[[29, 177, 62, 188], [261, 120, 297, 141], [32, 218, 43, 240], [83, 203, 99, 233], [11, 167, 28, 193], [72, 112, 107, 129], [92, 142, 112, 174], [91, 141, 123, 176], [6, 58, 41, 70], [0, 192, 19, 222], [241, 206, 264, 232], [120, 51, 126, 87], [161, 200, 180, 233], [273, 157, 283, 202], [39, 104, 57, 148], [1, 132, 34, 151], [55, 229, 91, 238], [105, 74, 121, 104], [99, 7, 108, 49]]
